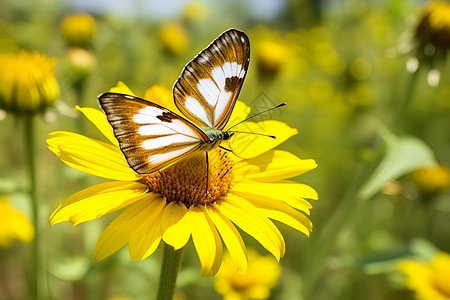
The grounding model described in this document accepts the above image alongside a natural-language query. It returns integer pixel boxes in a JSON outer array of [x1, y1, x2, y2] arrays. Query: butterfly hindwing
[[173, 28, 250, 131], [98, 93, 209, 174]]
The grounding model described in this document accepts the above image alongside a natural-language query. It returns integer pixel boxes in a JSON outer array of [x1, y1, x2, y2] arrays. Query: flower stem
[[157, 242, 184, 300], [388, 64, 421, 128], [23, 115, 45, 300]]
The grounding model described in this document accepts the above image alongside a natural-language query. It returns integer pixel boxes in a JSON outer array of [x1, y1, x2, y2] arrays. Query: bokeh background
[[1, 0, 450, 299]]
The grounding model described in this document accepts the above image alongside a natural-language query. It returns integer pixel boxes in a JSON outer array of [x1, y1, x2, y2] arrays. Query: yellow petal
[[128, 197, 166, 260], [143, 84, 183, 115], [161, 202, 191, 250], [246, 193, 313, 236], [234, 150, 318, 182], [76, 106, 119, 146], [229, 120, 297, 159], [206, 204, 248, 274], [231, 180, 317, 213], [198, 205, 223, 276], [109, 81, 136, 96], [224, 100, 251, 131], [47, 131, 141, 181], [216, 195, 284, 261], [50, 181, 149, 226], [189, 205, 222, 276], [94, 196, 159, 261], [0, 197, 34, 246]]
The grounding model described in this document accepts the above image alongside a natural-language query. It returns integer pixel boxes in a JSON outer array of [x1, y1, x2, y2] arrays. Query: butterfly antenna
[[227, 131, 276, 139], [227, 102, 286, 131]]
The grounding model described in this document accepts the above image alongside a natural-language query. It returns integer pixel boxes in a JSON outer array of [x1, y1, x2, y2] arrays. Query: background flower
[[61, 13, 96, 47], [0, 51, 59, 114], [214, 249, 281, 300], [399, 251, 450, 300], [0, 197, 34, 247]]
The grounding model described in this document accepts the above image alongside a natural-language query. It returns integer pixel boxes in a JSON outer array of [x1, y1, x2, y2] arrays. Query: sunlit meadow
[[1, 1, 449, 300]]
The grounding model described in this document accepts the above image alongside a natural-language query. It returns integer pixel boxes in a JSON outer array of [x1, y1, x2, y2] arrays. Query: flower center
[[141, 149, 234, 207]]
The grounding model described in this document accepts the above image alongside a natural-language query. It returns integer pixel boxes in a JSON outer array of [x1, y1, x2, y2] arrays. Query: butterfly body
[[99, 29, 249, 174]]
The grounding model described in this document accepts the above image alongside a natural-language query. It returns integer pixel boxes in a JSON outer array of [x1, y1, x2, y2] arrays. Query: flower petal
[[76, 106, 118, 146], [224, 100, 251, 131], [189, 205, 222, 276], [233, 150, 318, 182], [198, 205, 223, 276], [245, 193, 313, 236], [47, 131, 141, 181], [216, 195, 285, 261], [50, 181, 149, 226], [231, 180, 317, 213], [161, 202, 191, 250], [143, 84, 183, 115], [128, 197, 166, 260], [109, 81, 136, 96], [229, 120, 297, 159], [206, 204, 248, 274], [93, 195, 160, 261]]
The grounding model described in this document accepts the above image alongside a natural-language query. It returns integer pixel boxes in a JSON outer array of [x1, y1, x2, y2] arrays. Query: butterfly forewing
[[173, 28, 250, 131], [98, 93, 209, 174]]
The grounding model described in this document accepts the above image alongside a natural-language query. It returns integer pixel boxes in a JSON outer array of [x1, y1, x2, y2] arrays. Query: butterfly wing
[[173, 28, 250, 131], [98, 92, 210, 174]]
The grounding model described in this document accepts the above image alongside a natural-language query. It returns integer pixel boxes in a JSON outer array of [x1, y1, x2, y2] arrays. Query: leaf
[[359, 133, 437, 200]]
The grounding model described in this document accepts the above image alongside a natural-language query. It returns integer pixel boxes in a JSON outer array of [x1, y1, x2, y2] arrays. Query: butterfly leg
[[219, 145, 233, 153]]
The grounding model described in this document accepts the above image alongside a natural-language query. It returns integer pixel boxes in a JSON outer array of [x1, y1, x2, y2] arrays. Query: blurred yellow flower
[[48, 82, 318, 276], [399, 252, 450, 300], [256, 39, 289, 76], [412, 165, 450, 193], [214, 249, 281, 300], [159, 23, 189, 55], [416, 1, 450, 56], [0, 197, 34, 247], [183, 1, 210, 23], [0, 51, 59, 114], [414, 1, 450, 86], [61, 13, 96, 47], [65, 47, 96, 84]]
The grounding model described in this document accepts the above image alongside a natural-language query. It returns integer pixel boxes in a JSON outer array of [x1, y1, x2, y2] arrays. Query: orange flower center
[[141, 149, 234, 207]]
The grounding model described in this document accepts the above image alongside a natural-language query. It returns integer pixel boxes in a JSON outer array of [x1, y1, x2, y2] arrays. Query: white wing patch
[[198, 78, 219, 106], [133, 107, 164, 124], [142, 135, 198, 150], [214, 91, 231, 124], [185, 96, 212, 127], [138, 124, 175, 136], [148, 145, 197, 164]]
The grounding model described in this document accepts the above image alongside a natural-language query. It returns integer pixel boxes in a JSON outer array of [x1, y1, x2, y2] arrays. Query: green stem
[[157, 243, 184, 300], [389, 62, 421, 128], [24, 115, 45, 300]]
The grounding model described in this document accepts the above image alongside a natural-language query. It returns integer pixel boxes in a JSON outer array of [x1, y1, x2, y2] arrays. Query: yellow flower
[[159, 23, 189, 55], [61, 13, 96, 47], [412, 165, 450, 193], [48, 82, 318, 276], [399, 252, 450, 300], [0, 197, 34, 247], [256, 39, 289, 77], [65, 47, 97, 84], [416, 1, 450, 56], [214, 249, 281, 300], [0, 51, 60, 114], [182, 1, 210, 23]]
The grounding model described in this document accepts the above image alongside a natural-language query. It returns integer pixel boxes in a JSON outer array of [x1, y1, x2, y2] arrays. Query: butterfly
[[98, 28, 250, 174]]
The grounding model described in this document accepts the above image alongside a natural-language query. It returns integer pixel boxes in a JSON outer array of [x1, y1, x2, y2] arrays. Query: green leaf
[[358, 133, 437, 200]]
